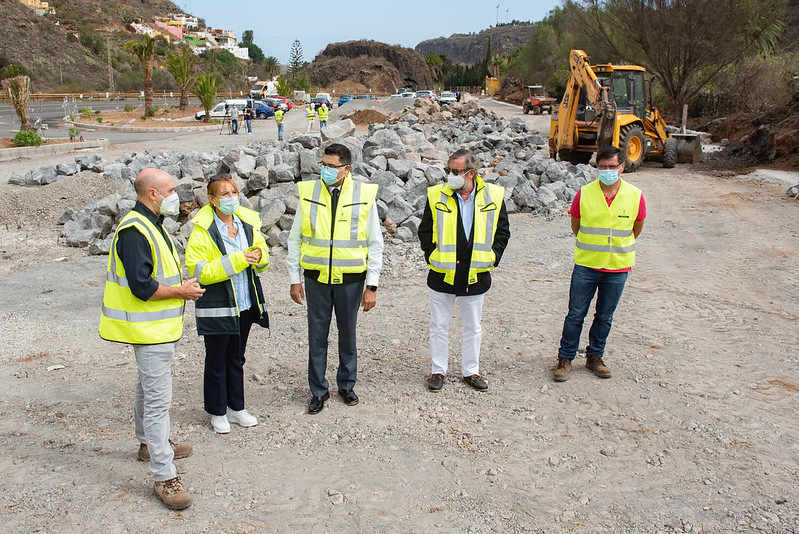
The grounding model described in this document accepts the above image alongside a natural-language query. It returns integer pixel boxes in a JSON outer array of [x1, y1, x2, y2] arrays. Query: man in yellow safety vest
[[553, 145, 647, 382], [305, 103, 316, 132], [99, 168, 205, 510], [418, 148, 510, 393], [318, 102, 329, 129], [286, 143, 383, 414], [274, 108, 285, 140]]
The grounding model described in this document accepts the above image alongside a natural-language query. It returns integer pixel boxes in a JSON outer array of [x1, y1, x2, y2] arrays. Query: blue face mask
[[217, 197, 239, 215], [597, 169, 620, 186], [320, 166, 341, 185]]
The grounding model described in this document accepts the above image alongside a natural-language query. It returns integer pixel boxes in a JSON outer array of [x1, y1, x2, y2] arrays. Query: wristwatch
[[366, 285, 377, 292]]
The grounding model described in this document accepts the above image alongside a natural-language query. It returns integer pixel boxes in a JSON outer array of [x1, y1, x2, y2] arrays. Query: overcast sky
[[178, 0, 562, 64]]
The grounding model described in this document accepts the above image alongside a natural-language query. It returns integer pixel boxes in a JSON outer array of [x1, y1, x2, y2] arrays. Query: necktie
[[330, 188, 340, 235]]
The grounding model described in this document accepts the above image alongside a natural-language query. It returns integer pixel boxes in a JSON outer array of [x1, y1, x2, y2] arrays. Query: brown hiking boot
[[138, 439, 193, 462], [586, 355, 612, 378], [553, 358, 572, 382], [154, 476, 192, 510]]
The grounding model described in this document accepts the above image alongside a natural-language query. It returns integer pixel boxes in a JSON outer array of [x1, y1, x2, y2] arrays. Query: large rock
[[233, 153, 256, 177], [56, 162, 79, 176], [320, 119, 356, 141], [259, 199, 286, 232], [300, 150, 321, 175], [387, 159, 416, 180], [290, 133, 320, 149], [174, 178, 196, 203], [386, 196, 414, 224], [248, 167, 269, 192], [269, 163, 295, 183]]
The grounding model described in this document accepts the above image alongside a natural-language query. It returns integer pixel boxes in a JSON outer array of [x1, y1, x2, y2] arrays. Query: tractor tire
[[662, 138, 677, 168], [532, 105, 542, 115], [620, 125, 646, 172], [523, 105, 530, 115]]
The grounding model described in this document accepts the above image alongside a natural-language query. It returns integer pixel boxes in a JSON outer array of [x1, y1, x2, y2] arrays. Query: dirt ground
[[0, 100, 798, 533]]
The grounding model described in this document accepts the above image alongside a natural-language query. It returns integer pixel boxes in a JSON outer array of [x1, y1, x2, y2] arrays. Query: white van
[[195, 99, 252, 120]]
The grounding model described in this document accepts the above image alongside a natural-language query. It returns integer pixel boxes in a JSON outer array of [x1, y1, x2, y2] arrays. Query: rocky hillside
[[303, 41, 433, 93], [415, 23, 535, 64], [0, 0, 182, 91]]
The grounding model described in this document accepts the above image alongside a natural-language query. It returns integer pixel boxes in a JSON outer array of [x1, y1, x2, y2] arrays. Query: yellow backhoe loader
[[549, 50, 698, 171]]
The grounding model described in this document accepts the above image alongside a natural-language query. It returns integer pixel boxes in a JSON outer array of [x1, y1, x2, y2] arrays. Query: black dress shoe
[[428, 373, 444, 392], [308, 392, 330, 414], [338, 389, 359, 406], [463, 374, 488, 391]]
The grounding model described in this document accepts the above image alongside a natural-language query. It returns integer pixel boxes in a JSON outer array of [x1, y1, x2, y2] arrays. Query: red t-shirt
[[570, 188, 646, 273]]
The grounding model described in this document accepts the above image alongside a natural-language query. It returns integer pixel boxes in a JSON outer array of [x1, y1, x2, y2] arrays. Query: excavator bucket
[[672, 132, 700, 164]]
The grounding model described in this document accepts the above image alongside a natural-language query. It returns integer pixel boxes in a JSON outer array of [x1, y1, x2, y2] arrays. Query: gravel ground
[[0, 100, 798, 533]]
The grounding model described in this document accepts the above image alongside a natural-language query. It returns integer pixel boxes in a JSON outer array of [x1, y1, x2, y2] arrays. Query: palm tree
[[193, 73, 221, 122], [262, 56, 279, 79], [164, 47, 197, 110], [1, 65, 31, 130], [125, 35, 156, 117]]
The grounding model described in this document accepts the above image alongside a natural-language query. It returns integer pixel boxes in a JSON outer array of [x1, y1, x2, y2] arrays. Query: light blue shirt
[[213, 212, 252, 312], [456, 185, 476, 238]]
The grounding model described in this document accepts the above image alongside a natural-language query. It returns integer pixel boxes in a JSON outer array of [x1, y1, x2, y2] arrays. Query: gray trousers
[[305, 275, 364, 397], [134, 342, 177, 481]]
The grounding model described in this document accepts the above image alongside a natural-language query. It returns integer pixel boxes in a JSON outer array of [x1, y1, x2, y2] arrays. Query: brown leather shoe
[[138, 439, 193, 462], [154, 476, 192, 510], [553, 358, 572, 382], [463, 374, 488, 391], [586, 355, 611, 378]]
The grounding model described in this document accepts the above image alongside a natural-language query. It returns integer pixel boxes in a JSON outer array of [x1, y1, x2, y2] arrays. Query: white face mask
[[156, 191, 180, 215], [447, 173, 466, 191]]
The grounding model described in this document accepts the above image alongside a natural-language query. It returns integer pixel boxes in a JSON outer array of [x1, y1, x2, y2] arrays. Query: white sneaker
[[226, 408, 258, 427], [211, 415, 230, 434]]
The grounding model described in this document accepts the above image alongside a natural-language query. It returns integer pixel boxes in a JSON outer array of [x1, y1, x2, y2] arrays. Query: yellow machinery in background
[[549, 50, 698, 171]]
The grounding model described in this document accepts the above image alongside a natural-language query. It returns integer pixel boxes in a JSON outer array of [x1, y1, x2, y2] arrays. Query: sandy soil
[[0, 100, 798, 533]]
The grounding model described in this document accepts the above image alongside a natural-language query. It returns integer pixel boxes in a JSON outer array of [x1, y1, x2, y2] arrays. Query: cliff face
[[304, 40, 433, 93], [415, 23, 535, 64]]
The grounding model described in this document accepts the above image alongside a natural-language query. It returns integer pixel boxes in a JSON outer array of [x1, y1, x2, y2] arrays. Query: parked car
[[354, 94, 377, 101], [311, 94, 332, 110], [195, 98, 274, 120], [249, 81, 274, 99], [338, 94, 355, 107], [415, 90, 436, 100], [266, 95, 293, 111], [439, 91, 457, 105], [261, 97, 288, 112], [388, 92, 415, 99]]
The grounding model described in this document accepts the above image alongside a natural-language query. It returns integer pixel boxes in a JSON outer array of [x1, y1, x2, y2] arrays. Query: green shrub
[[79, 107, 91, 117], [95, 116, 103, 123], [94, 110, 101, 114], [124, 104, 136, 111], [68, 126, 80, 140], [14, 130, 43, 147]]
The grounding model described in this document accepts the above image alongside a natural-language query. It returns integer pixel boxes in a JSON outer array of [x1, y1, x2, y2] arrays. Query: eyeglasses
[[209, 173, 232, 181], [597, 163, 621, 171], [444, 167, 471, 176], [322, 163, 347, 169]]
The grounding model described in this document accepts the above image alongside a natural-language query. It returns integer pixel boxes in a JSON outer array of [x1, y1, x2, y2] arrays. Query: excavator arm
[[554, 50, 618, 154]]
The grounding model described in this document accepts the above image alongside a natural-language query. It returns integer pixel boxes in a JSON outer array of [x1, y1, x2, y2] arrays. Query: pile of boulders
[[11, 110, 596, 255]]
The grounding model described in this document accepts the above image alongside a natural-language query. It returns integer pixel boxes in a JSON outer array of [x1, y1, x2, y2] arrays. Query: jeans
[[133, 342, 177, 481], [429, 289, 485, 377], [277, 123, 284, 140], [320, 120, 328, 129], [231, 119, 238, 134], [246, 119, 252, 133], [558, 264, 628, 360]]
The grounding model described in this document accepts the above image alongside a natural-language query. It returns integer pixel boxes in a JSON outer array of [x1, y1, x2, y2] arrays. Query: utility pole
[[496, 4, 499, 26], [107, 37, 113, 93]]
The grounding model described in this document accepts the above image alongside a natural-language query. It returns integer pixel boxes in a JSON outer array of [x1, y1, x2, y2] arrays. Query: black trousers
[[203, 307, 256, 416], [304, 275, 364, 397]]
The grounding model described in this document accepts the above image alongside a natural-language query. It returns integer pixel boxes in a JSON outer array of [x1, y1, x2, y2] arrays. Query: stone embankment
[[9, 102, 598, 255]]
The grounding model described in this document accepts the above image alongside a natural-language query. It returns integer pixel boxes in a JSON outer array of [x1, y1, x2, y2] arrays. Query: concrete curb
[[64, 119, 219, 133], [0, 138, 109, 162]]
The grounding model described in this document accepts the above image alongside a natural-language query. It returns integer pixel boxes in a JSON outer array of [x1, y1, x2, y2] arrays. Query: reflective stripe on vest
[[99, 211, 185, 344], [318, 107, 329, 120], [426, 176, 504, 285], [298, 177, 377, 284], [574, 179, 641, 269]]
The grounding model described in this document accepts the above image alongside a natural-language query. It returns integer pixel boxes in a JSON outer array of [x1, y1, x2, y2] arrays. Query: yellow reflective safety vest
[[574, 178, 641, 270], [298, 176, 378, 284], [306, 107, 316, 120], [318, 106, 329, 121], [426, 175, 505, 285], [274, 109, 284, 124], [185, 204, 270, 335], [99, 210, 185, 344]]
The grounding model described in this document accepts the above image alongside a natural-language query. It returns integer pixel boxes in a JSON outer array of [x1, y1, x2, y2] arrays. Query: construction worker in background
[[306, 103, 316, 133], [318, 102, 329, 129], [275, 108, 285, 141], [99, 168, 205, 510]]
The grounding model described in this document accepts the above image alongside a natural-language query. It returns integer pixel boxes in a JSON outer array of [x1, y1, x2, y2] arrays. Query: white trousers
[[306, 120, 313, 132], [134, 342, 177, 481], [429, 289, 485, 377]]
